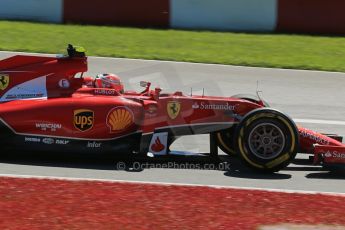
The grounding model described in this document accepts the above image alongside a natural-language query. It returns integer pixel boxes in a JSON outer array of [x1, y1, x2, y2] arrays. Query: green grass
[[1, 21, 345, 72]]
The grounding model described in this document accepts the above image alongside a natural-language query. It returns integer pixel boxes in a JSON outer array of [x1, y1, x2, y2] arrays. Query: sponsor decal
[[324, 151, 345, 159], [42, 138, 54, 145], [0, 74, 9, 90], [94, 89, 116, 96], [36, 123, 62, 132], [106, 107, 134, 133], [4, 94, 17, 100], [151, 137, 165, 152], [192, 102, 237, 111], [149, 132, 168, 155], [87, 141, 102, 148], [299, 130, 329, 145], [42, 138, 70, 145], [5, 93, 44, 100], [25, 136, 69, 145], [58, 79, 70, 89], [74, 109, 94, 132], [324, 151, 332, 157], [24, 137, 41, 143], [55, 139, 69, 145], [167, 101, 181, 120], [0, 75, 48, 102], [192, 103, 199, 109]]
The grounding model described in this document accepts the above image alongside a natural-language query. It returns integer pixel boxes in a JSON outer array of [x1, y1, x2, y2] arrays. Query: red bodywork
[[0, 53, 259, 155], [0, 52, 344, 169], [314, 145, 345, 168]]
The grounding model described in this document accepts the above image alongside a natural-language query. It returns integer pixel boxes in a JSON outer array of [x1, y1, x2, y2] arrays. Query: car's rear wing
[[0, 45, 88, 102]]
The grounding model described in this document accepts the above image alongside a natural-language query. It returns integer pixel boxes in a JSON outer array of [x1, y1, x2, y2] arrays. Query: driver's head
[[94, 73, 124, 93]]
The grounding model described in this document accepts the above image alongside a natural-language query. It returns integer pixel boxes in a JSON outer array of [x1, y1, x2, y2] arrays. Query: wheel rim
[[248, 123, 285, 160]]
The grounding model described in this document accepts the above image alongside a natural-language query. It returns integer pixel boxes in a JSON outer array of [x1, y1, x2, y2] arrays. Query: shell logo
[[106, 107, 134, 133]]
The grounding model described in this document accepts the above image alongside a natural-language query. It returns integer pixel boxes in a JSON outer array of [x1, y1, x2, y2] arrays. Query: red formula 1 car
[[0, 45, 344, 172]]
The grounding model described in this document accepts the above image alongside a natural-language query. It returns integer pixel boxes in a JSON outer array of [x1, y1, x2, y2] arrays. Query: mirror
[[154, 87, 162, 100]]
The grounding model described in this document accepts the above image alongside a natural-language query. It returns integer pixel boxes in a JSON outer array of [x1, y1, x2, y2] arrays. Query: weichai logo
[[74, 109, 94, 132]]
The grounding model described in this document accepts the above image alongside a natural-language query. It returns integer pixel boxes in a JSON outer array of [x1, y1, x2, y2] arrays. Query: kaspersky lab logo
[[74, 109, 94, 132]]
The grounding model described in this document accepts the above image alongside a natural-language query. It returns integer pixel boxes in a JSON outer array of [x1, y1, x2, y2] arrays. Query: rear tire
[[234, 108, 299, 172]]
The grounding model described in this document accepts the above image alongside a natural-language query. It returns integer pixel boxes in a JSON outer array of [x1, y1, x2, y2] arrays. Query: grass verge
[[1, 21, 345, 72]]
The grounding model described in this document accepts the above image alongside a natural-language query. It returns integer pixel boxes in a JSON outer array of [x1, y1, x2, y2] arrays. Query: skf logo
[[167, 101, 181, 119], [0, 74, 9, 90], [106, 107, 133, 133], [74, 109, 94, 132]]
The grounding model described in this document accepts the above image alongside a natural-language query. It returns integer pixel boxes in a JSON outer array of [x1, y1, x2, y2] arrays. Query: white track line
[[0, 173, 344, 196], [294, 119, 345, 126]]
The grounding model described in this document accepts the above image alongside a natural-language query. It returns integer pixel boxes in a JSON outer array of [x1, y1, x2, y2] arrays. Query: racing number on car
[[0, 74, 9, 90], [74, 109, 94, 132], [167, 101, 181, 120]]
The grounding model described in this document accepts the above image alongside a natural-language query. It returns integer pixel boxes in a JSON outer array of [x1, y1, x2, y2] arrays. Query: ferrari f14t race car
[[0, 45, 344, 172]]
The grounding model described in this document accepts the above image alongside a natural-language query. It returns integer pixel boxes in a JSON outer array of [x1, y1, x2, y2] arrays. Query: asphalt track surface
[[0, 51, 345, 194]]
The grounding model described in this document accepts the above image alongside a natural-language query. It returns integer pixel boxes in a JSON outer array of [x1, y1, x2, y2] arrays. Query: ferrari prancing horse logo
[[167, 101, 181, 120], [0, 74, 9, 90]]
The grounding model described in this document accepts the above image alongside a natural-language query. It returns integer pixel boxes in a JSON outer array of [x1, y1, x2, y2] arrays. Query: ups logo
[[74, 109, 94, 132]]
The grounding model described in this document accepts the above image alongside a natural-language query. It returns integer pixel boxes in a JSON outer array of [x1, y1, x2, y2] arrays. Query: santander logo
[[324, 151, 332, 157], [150, 137, 165, 152]]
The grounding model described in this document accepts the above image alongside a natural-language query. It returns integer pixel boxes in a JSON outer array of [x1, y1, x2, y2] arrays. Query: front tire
[[216, 94, 269, 156], [234, 108, 299, 172], [216, 127, 236, 155]]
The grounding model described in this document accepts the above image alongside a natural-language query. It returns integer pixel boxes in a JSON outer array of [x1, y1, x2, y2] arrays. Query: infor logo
[[74, 109, 94, 132]]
